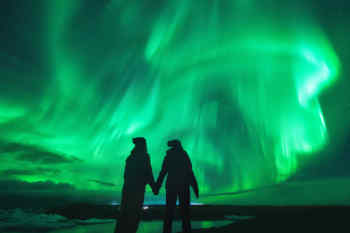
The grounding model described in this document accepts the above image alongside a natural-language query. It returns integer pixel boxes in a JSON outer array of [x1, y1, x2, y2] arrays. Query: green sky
[[0, 0, 349, 205]]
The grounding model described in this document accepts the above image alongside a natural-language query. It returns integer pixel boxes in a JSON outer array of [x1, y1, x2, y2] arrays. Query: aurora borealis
[[1, 0, 350, 205]]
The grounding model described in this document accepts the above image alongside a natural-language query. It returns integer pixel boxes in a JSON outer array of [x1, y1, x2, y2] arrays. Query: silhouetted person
[[156, 139, 199, 233], [114, 137, 156, 233]]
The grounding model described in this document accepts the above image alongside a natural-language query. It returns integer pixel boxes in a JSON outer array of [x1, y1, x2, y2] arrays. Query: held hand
[[153, 187, 159, 195], [152, 184, 159, 195], [193, 187, 199, 198], [195, 190, 199, 199]]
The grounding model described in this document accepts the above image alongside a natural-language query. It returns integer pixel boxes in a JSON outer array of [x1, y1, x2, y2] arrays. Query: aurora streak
[[0, 0, 345, 204]]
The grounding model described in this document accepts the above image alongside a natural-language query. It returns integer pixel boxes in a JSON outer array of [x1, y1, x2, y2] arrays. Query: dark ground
[[47, 204, 350, 232], [191, 206, 349, 233]]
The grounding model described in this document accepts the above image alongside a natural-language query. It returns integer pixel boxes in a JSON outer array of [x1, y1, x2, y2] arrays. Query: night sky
[[1, 0, 350, 206]]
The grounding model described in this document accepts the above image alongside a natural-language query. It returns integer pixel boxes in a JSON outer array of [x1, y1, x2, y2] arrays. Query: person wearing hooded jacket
[[114, 137, 156, 233], [155, 139, 199, 233]]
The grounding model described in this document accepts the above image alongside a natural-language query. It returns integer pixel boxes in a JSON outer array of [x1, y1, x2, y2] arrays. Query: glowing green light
[[0, 0, 341, 202]]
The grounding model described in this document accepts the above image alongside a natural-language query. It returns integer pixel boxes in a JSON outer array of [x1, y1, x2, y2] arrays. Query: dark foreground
[[48, 204, 350, 232], [191, 206, 350, 233]]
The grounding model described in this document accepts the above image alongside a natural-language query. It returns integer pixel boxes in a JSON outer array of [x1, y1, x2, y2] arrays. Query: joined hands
[[152, 184, 160, 195]]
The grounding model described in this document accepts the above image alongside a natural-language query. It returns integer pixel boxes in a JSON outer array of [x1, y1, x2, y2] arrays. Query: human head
[[167, 139, 182, 148], [132, 137, 147, 152]]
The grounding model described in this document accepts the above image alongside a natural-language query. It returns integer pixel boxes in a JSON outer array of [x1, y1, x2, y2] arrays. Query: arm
[[190, 170, 199, 198], [124, 157, 129, 180], [155, 155, 168, 193], [185, 152, 199, 198], [145, 155, 156, 192]]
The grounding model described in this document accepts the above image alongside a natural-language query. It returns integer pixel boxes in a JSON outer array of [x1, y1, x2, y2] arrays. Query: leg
[[114, 188, 128, 233], [163, 189, 177, 233], [115, 188, 145, 233], [179, 187, 191, 233], [131, 190, 145, 233]]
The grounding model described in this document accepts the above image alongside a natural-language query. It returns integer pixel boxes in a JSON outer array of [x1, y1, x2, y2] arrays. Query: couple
[[114, 137, 199, 233]]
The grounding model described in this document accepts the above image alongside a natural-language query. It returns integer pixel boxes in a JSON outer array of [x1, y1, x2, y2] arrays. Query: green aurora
[[0, 0, 348, 204]]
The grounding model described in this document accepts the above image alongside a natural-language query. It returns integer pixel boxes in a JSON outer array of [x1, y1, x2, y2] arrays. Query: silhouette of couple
[[114, 137, 199, 233]]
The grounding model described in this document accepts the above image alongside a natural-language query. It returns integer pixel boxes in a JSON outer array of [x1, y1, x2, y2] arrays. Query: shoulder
[[166, 148, 173, 153], [126, 155, 132, 162], [165, 149, 176, 158], [183, 150, 190, 157], [182, 150, 192, 162], [163, 149, 174, 161]]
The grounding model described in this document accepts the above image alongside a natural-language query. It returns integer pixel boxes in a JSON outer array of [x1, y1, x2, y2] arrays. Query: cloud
[[0, 141, 82, 164], [17, 152, 82, 164], [0, 179, 76, 193], [0, 179, 122, 209], [1, 169, 36, 176], [88, 179, 117, 187], [0, 167, 60, 177]]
